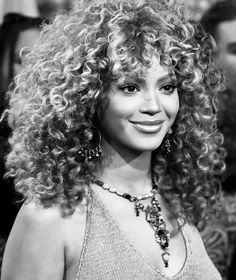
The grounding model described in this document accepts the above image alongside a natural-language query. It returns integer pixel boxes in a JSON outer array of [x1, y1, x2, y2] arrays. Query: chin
[[128, 139, 164, 153]]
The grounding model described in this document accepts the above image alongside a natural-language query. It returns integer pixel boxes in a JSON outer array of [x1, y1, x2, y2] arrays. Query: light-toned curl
[[5, 0, 225, 223]]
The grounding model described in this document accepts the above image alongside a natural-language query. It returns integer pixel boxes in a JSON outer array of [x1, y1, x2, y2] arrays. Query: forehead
[[217, 19, 236, 44]]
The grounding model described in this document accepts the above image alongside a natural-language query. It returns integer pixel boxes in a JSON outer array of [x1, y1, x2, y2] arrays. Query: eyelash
[[160, 84, 177, 94], [119, 85, 139, 94], [119, 83, 177, 95]]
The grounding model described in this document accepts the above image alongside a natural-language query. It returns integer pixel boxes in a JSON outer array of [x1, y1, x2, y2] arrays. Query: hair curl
[[5, 0, 225, 224]]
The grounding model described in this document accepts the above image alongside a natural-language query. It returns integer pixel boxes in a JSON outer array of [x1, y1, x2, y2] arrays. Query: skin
[[1, 200, 87, 280], [1, 57, 184, 279]]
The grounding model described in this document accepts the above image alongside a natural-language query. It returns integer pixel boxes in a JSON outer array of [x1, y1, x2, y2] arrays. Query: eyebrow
[[121, 73, 177, 85], [157, 74, 177, 84]]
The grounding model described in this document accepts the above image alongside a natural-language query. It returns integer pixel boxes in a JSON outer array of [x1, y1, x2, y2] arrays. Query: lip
[[130, 120, 164, 125], [129, 120, 164, 133]]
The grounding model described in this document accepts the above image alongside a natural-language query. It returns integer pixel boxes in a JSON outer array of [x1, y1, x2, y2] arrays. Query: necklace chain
[[93, 175, 171, 268]]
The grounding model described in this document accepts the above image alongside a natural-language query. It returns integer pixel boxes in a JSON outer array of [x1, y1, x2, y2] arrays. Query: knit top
[[75, 187, 222, 280]]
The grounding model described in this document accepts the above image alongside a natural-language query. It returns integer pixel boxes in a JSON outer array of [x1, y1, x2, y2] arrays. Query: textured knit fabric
[[76, 187, 222, 280]]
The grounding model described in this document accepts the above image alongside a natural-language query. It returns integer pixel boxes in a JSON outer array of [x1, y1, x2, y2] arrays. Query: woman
[[1, 0, 225, 279]]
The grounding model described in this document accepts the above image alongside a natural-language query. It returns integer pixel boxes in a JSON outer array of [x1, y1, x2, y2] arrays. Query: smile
[[130, 120, 164, 133]]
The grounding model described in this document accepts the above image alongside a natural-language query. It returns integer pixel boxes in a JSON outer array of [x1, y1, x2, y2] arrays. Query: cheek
[[107, 96, 137, 119], [100, 98, 133, 134], [162, 95, 179, 122]]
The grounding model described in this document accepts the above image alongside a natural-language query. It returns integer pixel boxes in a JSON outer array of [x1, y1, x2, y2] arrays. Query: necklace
[[93, 175, 170, 268]]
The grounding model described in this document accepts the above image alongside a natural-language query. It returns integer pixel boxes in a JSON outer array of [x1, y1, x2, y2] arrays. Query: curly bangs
[[5, 0, 225, 221]]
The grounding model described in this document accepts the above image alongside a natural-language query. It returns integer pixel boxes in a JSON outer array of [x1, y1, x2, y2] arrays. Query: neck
[[95, 138, 153, 195]]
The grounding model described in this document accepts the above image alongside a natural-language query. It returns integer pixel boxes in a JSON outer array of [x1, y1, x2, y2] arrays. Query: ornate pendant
[[133, 192, 170, 267], [145, 193, 170, 267]]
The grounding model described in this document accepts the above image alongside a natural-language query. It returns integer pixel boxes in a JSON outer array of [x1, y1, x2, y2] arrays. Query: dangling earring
[[165, 128, 172, 154], [76, 127, 102, 162]]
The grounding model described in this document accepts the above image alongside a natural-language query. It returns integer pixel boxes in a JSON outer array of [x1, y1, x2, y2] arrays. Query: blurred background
[[0, 0, 236, 279], [0, 0, 221, 23], [0, 0, 75, 22]]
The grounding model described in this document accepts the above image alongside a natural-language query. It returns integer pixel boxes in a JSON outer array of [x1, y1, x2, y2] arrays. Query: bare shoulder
[[1, 200, 87, 280], [14, 200, 66, 230]]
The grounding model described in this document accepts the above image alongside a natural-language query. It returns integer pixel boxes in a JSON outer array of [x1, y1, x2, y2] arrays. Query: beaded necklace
[[93, 175, 170, 268]]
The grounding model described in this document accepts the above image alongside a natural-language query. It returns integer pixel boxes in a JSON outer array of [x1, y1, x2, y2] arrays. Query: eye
[[160, 84, 177, 94], [119, 85, 139, 94]]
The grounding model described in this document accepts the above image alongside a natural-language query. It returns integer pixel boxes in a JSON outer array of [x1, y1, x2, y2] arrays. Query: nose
[[140, 90, 162, 115]]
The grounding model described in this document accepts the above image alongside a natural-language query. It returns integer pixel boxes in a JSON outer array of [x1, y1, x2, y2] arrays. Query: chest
[[69, 189, 222, 280], [100, 193, 187, 278]]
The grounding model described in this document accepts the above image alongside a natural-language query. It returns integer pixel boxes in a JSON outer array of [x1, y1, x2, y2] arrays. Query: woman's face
[[98, 56, 179, 153]]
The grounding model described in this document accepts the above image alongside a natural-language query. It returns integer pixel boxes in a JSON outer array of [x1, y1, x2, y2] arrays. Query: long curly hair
[[5, 0, 225, 224]]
